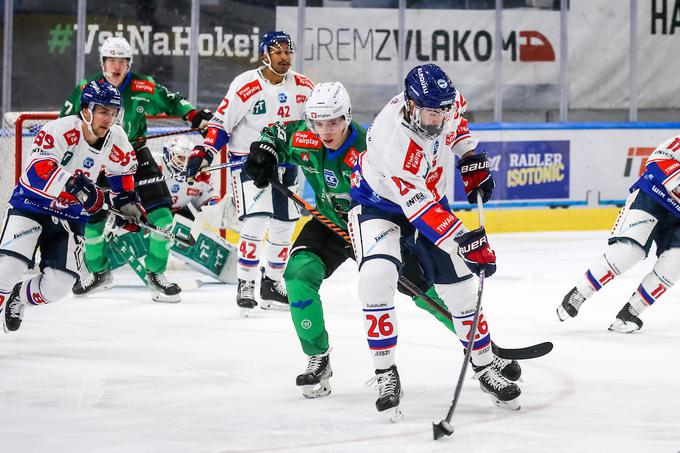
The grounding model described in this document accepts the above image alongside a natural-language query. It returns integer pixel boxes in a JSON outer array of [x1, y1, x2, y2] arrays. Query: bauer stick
[[432, 191, 486, 441], [135, 159, 245, 188], [133, 127, 202, 143]]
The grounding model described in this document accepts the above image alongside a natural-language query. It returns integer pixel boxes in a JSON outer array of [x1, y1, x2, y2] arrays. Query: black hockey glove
[[244, 141, 278, 189], [454, 227, 496, 277], [457, 152, 495, 204], [187, 108, 213, 137], [186, 145, 214, 179], [62, 173, 105, 214], [111, 191, 147, 233]]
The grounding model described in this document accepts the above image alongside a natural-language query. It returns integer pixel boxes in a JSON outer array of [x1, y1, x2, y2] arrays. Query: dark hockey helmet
[[259, 31, 295, 55], [404, 64, 456, 139], [80, 80, 123, 112]]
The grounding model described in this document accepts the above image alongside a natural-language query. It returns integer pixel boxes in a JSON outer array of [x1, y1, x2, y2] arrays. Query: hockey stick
[[135, 159, 245, 188], [104, 204, 196, 247], [433, 191, 486, 441], [133, 127, 202, 143], [269, 179, 552, 361]]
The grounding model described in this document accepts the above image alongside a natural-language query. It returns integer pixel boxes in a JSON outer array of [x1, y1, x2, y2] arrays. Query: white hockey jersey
[[10, 115, 137, 223], [202, 67, 314, 157], [350, 91, 477, 254], [163, 165, 219, 211]]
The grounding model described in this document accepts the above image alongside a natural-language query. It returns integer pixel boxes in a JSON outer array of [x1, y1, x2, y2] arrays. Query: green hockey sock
[[83, 219, 110, 273], [144, 207, 173, 274], [411, 286, 456, 334]]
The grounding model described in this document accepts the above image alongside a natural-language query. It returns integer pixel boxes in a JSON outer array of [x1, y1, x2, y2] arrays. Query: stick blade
[[432, 420, 454, 440]]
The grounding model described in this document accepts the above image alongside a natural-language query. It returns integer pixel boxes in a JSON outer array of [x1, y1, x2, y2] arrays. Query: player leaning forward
[[349, 64, 521, 417], [558, 134, 680, 332], [0, 81, 143, 331], [61, 37, 213, 302], [187, 31, 313, 312]]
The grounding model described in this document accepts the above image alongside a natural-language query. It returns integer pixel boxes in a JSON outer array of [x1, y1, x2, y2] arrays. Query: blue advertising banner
[[453, 140, 570, 202]]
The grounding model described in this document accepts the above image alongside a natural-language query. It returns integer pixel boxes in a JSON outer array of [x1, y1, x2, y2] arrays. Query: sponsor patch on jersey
[[171, 184, 180, 193], [324, 169, 339, 188], [187, 188, 200, 196], [421, 204, 457, 235], [301, 151, 310, 162], [445, 132, 455, 147], [83, 157, 95, 169], [63, 128, 80, 146], [296, 95, 307, 104], [658, 159, 680, 176], [278, 93, 288, 103], [343, 147, 359, 168], [237, 80, 262, 102], [109, 144, 124, 163], [292, 131, 322, 149], [425, 166, 443, 192], [294, 74, 314, 90], [33, 160, 58, 180], [403, 140, 424, 174], [252, 100, 266, 115], [132, 79, 155, 94]]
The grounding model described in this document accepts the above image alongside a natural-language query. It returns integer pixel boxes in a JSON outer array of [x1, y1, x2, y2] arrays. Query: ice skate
[[557, 286, 586, 321], [237, 279, 257, 317], [473, 363, 521, 410], [608, 302, 643, 333], [296, 351, 332, 398], [260, 274, 288, 307], [492, 355, 522, 382], [146, 272, 181, 303], [3, 283, 24, 333], [72, 270, 113, 296], [366, 365, 404, 423]]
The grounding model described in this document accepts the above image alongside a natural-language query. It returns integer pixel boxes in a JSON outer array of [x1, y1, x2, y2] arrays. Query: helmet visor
[[413, 105, 451, 138]]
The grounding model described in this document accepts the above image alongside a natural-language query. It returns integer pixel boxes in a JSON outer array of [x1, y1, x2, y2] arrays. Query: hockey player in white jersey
[[186, 31, 314, 314], [0, 80, 143, 332], [558, 135, 680, 333], [349, 64, 520, 420]]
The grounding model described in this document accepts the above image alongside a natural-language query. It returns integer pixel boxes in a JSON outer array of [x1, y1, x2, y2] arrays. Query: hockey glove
[[62, 173, 105, 214], [454, 227, 496, 277], [457, 152, 495, 204], [186, 145, 215, 179], [244, 141, 278, 189], [186, 108, 214, 137], [111, 191, 147, 233]]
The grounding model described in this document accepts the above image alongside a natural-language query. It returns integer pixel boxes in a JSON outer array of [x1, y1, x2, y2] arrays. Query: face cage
[[163, 148, 189, 175], [409, 105, 451, 140]]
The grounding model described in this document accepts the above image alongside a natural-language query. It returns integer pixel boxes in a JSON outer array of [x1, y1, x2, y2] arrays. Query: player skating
[[61, 36, 213, 302], [187, 30, 314, 315], [0, 81, 142, 332], [349, 64, 521, 420], [558, 134, 680, 333]]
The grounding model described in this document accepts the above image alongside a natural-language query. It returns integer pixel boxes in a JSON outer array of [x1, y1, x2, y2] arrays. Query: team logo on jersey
[[292, 131, 322, 149], [132, 79, 155, 94], [294, 75, 314, 90], [171, 184, 180, 193], [83, 157, 95, 169], [236, 80, 262, 102], [252, 100, 266, 115], [301, 151, 310, 162], [278, 93, 288, 103], [324, 169, 339, 188], [63, 128, 80, 146], [296, 95, 307, 104]]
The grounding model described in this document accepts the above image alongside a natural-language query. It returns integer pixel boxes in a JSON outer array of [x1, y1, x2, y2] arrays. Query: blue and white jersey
[[631, 134, 680, 218], [9, 116, 137, 222]]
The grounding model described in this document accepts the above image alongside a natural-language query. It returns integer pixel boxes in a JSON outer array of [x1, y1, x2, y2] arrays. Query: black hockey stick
[[104, 204, 196, 247], [433, 191, 486, 440], [269, 179, 552, 361], [135, 159, 245, 188]]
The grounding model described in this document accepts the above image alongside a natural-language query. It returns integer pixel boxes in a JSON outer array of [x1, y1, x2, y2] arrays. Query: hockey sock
[[410, 286, 456, 334], [359, 259, 399, 370], [144, 207, 173, 274], [437, 278, 492, 367], [285, 251, 329, 356], [83, 219, 109, 273], [627, 248, 680, 315], [237, 216, 269, 281], [263, 219, 294, 280], [577, 240, 645, 298]]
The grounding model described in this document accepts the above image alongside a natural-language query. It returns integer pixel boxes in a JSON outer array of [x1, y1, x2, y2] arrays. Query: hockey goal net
[[0, 112, 229, 226]]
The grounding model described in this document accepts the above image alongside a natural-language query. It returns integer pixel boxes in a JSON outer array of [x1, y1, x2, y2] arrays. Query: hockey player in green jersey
[[244, 82, 521, 398], [60, 37, 213, 302]]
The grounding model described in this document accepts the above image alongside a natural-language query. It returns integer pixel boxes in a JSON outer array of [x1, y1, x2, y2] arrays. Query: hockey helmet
[[162, 136, 194, 174], [100, 36, 133, 66], [259, 31, 295, 56], [80, 80, 123, 113], [305, 82, 352, 134], [404, 64, 456, 139]]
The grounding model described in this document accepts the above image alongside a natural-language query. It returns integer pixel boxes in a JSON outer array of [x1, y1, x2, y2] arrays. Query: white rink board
[[1, 231, 679, 452]]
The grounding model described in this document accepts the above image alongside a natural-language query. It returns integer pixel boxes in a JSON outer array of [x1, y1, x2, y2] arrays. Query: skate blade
[[556, 305, 571, 322], [608, 320, 640, 334], [151, 293, 181, 303], [239, 307, 255, 318], [384, 406, 404, 423], [491, 396, 521, 411], [301, 380, 331, 399], [73, 282, 113, 297]]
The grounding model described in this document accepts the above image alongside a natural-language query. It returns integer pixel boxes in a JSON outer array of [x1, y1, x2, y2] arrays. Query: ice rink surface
[[1, 231, 679, 453]]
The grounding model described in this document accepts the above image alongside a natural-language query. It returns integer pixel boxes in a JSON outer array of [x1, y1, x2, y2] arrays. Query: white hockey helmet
[[100, 37, 133, 67], [305, 82, 352, 133], [162, 136, 194, 174]]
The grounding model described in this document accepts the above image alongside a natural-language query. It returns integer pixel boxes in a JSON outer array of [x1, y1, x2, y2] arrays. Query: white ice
[[2, 231, 679, 453]]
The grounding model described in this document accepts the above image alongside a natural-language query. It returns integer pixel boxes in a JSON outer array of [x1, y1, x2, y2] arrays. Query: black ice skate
[[72, 270, 113, 296], [556, 286, 586, 321], [237, 279, 257, 317], [473, 363, 521, 410], [296, 351, 333, 398], [366, 365, 403, 423], [608, 302, 643, 333], [492, 355, 522, 382], [3, 282, 25, 333], [146, 272, 181, 303], [260, 275, 288, 308]]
